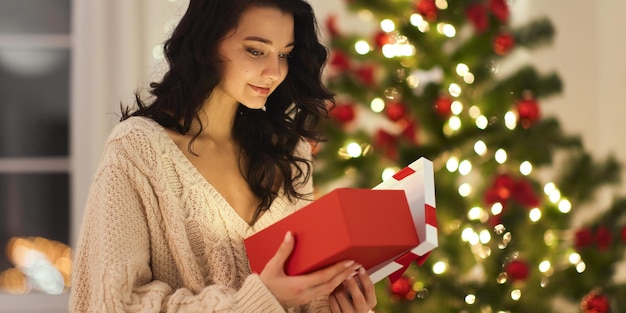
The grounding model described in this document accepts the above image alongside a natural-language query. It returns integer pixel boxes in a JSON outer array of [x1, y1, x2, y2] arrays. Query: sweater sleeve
[[70, 129, 286, 313]]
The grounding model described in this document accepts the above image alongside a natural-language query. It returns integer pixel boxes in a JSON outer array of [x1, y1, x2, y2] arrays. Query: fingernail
[[347, 271, 358, 280], [359, 267, 366, 275], [284, 231, 292, 242], [344, 260, 355, 268]]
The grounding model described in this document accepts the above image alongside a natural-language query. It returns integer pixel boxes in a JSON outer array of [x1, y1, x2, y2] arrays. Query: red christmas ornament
[[575, 228, 594, 250], [374, 30, 393, 48], [415, 0, 437, 22], [489, 0, 510, 23], [325, 14, 341, 38], [434, 96, 453, 118], [505, 259, 530, 282], [484, 173, 515, 205], [515, 97, 541, 128], [374, 129, 398, 160], [329, 50, 351, 73], [329, 102, 356, 124], [595, 226, 612, 251], [581, 289, 610, 313], [512, 178, 540, 208], [493, 32, 516, 55], [354, 65, 376, 87], [389, 276, 416, 301], [385, 101, 408, 122], [466, 3, 489, 33]]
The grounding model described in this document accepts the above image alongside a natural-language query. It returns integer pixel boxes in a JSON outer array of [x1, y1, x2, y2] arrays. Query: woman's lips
[[250, 84, 270, 95]]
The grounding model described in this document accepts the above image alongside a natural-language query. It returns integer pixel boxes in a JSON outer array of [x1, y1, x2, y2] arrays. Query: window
[[0, 0, 72, 298]]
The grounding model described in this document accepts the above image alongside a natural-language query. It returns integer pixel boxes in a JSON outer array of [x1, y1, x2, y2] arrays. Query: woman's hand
[[259, 231, 363, 309], [328, 267, 377, 313]]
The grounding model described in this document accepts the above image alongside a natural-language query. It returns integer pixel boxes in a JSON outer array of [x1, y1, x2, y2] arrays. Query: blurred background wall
[[0, 0, 624, 311]]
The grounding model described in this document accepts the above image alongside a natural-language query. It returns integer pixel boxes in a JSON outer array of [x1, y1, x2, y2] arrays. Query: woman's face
[[214, 6, 294, 110]]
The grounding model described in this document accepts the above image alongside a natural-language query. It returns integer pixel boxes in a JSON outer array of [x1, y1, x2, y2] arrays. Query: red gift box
[[244, 188, 419, 276]]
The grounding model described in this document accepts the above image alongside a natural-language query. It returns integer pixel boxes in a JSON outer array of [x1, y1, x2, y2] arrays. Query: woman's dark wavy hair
[[121, 0, 334, 224]]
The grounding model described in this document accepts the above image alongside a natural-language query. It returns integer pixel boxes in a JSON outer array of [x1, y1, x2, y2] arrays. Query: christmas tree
[[313, 0, 626, 312]]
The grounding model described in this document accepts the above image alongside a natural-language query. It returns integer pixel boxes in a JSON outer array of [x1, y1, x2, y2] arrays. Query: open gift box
[[244, 157, 437, 283]]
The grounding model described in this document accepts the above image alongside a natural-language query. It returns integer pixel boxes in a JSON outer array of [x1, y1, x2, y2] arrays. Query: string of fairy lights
[[329, 0, 587, 308]]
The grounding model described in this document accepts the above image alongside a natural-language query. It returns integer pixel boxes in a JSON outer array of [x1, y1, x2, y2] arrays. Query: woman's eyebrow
[[244, 36, 295, 48]]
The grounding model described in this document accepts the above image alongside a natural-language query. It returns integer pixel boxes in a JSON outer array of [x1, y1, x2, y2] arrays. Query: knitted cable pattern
[[70, 116, 327, 313]]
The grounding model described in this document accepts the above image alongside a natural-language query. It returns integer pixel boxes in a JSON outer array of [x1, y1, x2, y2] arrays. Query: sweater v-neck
[[139, 117, 281, 233]]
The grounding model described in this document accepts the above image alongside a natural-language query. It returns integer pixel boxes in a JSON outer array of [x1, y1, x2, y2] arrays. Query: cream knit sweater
[[70, 116, 328, 312]]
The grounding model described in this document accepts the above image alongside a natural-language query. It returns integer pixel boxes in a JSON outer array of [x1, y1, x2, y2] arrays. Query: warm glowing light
[[370, 97, 385, 113], [465, 294, 476, 304], [558, 199, 572, 213], [346, 142, 362, 158], [520, 161, 533, 175], [461, 228, 475, 242], [458, 183, 472, 197], [479, 230, 491, 244], [539, 260, 551, 273], [468, 207, 484, 221], [433, 261, 447, 274], [469, 106, 481, 118], [458, 160, 472, 176], [410, 14, 424, 27], [451, 101, 463, 115], [495, 149, 507, 164], [511, 289, 522, 301], [549, 189, 561, 203], [448, 83, 462, 97], [448, 116, 462, 131], [435, 0, 448, 9], [544, 182, 557, 194], [576, 262, 586, 273], [505, 111, 517, 130], [529, 208, 542, 222], [380, 19, 395, 32], [456, 64, 469, 76], [569, 253, 582, 264], [441, 24, 456, 37], [382, 167, 400, 181], [355, 40, 371, 55], [491, 202, 503, 215], [464, 73, 475, 84], [474, 140, 487, 155], [475, 115, 489, 130], [446, 156, 459, 172]]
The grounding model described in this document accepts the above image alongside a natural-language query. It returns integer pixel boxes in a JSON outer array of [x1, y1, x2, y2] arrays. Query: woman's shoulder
[[102, 116, 168, 169]]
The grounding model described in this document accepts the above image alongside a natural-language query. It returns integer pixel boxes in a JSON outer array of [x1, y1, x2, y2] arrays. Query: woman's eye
[[279, 52, 292, 60], [247, 48, 263, 56]]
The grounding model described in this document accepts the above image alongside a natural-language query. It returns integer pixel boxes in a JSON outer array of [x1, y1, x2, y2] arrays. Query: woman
[[69, 0, 377, 312]]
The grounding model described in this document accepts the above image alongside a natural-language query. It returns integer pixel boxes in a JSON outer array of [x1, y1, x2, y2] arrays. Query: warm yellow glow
[[451, 101, 463, 115], [491, 203, 503, 215], [461, 227, 475, 242], [549, 189, 561, 204], [458, 183, 472, 197], [410, 14, 424, 27], [505, 111, 517, 130], [520, 161, 533, 175], [539, 260, 551, 273], [346, 142, 362, 158], [458, 160, 472, 176], [448, 83, 462, 97], [529, 208, 542, 222], [381, 167, 400, 181], [456, 63, 469, 76], [558, 199, 572, 213], [465, 294, 476, 304], [569, 253, 582, 264], [479, 230, 491, 244], [495, 149, 507, 164], [474, 140, 487, 155], [433, 261, 447, 274], [475, 115, 489, 130], [464, 73, 475, 84], [544, 182, 557, 195], [446, 156, 459, 172], [511, 289, 522, 301], [380, 19, 395, 32], [435, 0, 448, 9], [153, 44, 164, 60], [576, 262, 586, 273], [469, 106, 481, 118], [370, 97, 385, 113], [448, 116, 462, 131], [355, 40, 371, 55], [468, 206, 484, 221]]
